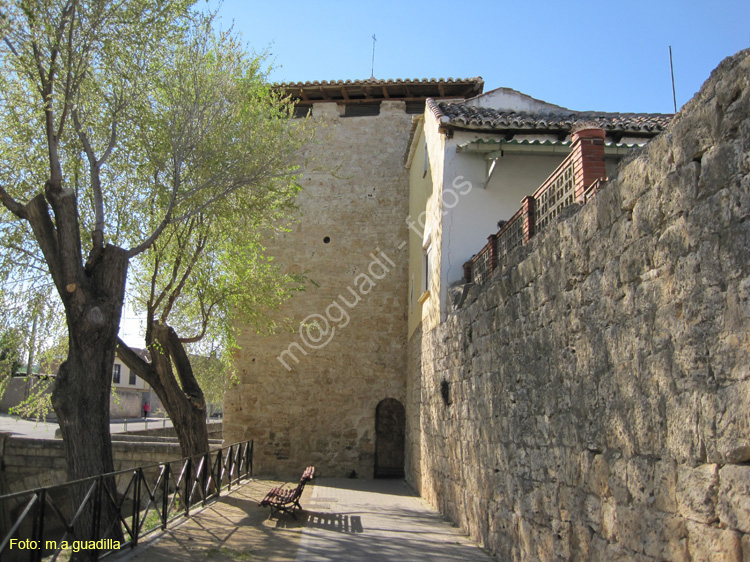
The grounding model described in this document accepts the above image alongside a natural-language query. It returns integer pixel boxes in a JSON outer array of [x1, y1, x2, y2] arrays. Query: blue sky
[[210, 0, 749, 114], [120, 1, 747, 345]]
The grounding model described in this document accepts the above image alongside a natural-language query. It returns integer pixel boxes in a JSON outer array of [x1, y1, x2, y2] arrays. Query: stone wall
[[407, 50, 750, 561], [0, 434, 185, 496], [225, 101, 411, 478]]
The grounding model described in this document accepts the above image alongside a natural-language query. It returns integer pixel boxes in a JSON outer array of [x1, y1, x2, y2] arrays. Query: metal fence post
[[92, 477, 103, 559], [162, 464, 170, 529], [215, 448, 223, 493], [202, 452, 209, 505], [227, 445, 234, 491], [132, 468, 142, 547], [31, 489, 45, 562], [184, 457, 192, 517]]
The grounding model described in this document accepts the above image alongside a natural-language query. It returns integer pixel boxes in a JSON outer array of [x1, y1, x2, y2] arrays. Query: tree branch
[[56, 1, 78, 141], [116, 338, 159, 390], [72, 108, 105, 260], [0, 185, 28, 219], [24, 194, 64, 295], [152, 220, 191, 314], [165, 325, 204, 406], [178, 299, 215, 344], [161, 219, 207, 322], [127, 191, 177, 258]]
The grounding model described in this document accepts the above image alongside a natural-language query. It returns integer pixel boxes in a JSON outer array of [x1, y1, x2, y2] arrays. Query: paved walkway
[[296, 479, 494, 562], [117, 478, 495, 562]]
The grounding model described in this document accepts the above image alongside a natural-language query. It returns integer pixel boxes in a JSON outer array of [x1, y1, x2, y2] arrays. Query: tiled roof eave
[[441, 122, 668, 137], [277, 77, 483, 88], [436, 101, 673, 136]]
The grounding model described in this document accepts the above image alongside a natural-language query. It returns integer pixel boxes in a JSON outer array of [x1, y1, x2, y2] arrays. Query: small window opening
[[343, 102, 381, 117], [440, 380, 451, 406], [293, 105, 312, 118]]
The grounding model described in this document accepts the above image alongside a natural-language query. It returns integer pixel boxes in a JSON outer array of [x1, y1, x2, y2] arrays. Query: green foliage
[[190, 354, 225, 415], [0, 289, 65, 419], [0, 1, 311, 423], [122, 15, 312, 400], [0, 325, 22, 399], [0, 0, 199, 247], [8, 375, 53, 421]]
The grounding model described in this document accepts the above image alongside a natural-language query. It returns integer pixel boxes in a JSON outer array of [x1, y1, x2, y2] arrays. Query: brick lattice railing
[[464, 129, 607, 284]]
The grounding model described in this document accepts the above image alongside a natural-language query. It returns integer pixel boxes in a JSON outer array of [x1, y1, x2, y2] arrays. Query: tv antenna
[[370, 34, 377, 79], [669, 46, 677, 113]]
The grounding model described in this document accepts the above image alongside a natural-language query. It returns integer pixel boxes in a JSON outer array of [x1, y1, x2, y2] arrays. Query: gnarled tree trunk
[[117, 322, 210, 460], [22, 190, 128, 559]]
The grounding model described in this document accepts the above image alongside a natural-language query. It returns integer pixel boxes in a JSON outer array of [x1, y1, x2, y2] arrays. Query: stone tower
[[223, 78, 483, 478]]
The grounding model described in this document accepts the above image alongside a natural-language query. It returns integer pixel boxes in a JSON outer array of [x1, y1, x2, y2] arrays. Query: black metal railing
[[0, 440, 253, 561]]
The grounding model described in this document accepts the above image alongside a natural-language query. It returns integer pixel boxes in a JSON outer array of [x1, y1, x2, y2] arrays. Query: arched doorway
[[374, 398, 405, 478]]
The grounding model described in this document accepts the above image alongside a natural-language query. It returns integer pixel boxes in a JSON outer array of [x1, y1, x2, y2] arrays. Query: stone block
[[685, 520, 742, 562], [717, 464, 750, 533], [676, 464, 719, 524]]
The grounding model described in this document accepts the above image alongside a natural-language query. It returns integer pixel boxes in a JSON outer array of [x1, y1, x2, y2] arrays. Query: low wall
[[408, 50, 750, 561], [0, 434, 184, 496], [1, 422, 224, 496]]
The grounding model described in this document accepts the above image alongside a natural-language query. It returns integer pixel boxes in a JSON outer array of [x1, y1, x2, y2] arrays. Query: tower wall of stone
[[224, 101, 412, 478]]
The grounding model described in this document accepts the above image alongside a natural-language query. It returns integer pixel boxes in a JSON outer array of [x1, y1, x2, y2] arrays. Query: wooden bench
[[259, 466, 315, 516]]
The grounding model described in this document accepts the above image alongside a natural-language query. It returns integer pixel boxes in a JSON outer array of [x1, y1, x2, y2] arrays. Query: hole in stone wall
[[323, 236, 331, 244], [440, 380, 451, 406]]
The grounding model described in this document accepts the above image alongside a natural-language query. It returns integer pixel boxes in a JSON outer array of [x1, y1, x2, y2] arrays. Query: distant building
[[111, 351, 162, 419]]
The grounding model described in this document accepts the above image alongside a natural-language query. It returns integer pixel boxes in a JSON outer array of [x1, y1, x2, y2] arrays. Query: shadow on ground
[[123, 479, 309, 562], [274, 510, 364, 533]]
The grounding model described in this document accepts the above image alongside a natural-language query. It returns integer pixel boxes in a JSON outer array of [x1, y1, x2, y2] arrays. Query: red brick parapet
[[571, 128, 607, 201]]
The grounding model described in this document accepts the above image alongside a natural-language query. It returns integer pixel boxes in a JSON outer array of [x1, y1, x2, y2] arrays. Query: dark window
[[129, 371, 137, 385], [112, 364, 121, 384], [293, 105, 311, 119], [343, 102, 381, 117], [405, 101, 425, 114]]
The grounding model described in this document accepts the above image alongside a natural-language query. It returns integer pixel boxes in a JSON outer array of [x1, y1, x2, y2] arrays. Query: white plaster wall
[[438, 131, 567, 318], [112, 358, 146, 390], [463, 87, 570, 112], [420, 108, 447, 332]]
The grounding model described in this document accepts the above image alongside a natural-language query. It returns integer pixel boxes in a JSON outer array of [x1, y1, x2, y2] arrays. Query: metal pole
[[162, 464, 170, 529], [31, 490, 45, 562], [669, 46, 677, 113], [184, 457, 191, 516], [132, 468, 141, 547]]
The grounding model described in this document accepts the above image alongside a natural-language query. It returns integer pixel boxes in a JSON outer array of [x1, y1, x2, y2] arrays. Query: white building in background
[[405, 87, 670, 333], [111, 352, 162, 419]]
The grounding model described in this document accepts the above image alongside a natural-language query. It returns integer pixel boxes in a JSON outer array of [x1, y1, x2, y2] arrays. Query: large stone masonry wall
[[408, 50, 750, 561], [225, 101, 411, 478]]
